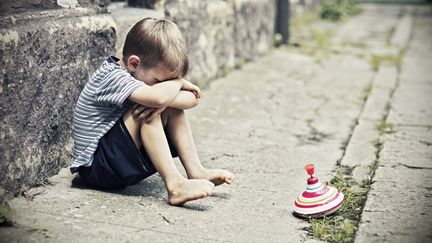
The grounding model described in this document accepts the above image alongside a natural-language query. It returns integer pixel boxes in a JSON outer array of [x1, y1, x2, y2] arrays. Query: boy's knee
[[141, 113, 162, 126], [165, 107, 184, 117], [161, 108, 183, 127]]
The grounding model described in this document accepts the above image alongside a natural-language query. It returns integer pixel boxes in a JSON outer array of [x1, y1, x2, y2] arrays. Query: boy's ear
[[127, 55, 141, 71]]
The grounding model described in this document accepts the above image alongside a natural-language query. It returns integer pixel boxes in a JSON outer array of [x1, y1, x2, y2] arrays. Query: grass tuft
[[321, 0, 363, 21], [308, 168, 370, 243], [376, 120, 395, 134], [370, 48, 404, 71]]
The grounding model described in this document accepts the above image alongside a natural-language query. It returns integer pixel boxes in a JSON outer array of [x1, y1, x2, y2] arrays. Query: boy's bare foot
[[167, 179, 214, 206], [190, 169, 235, 186]]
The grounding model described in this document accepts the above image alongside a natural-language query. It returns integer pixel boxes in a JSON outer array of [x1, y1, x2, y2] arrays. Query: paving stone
[[361, 66, 398, 121], [380, 126, 432, 169], [391, 13, 414, 48], [342, 119, 378, 182], [356, 165, 432, 243]]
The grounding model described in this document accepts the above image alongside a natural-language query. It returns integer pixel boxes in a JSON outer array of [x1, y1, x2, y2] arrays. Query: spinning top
[[293, 163, 344, 218]]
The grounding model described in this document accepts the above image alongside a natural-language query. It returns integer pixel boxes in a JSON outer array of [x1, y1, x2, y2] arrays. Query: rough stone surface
[[0, 0, 58, 16], [165, 0, 236, 84], [164, 0, 277, 84], [387, 24, 432, 126], [341, 120, 378, 180], [232, 0, 277, 62], [355, 5, 432, 243], [355, 127, 432, 242], [361, 66, 398, 121], [338, 5, 408, 185], [391, 12, 414, 48], [341, 66, 398, 183], [0, 11, 116, 195]]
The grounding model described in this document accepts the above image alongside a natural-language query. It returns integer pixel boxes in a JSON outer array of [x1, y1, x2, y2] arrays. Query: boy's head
[[122, 18, 189, 85]]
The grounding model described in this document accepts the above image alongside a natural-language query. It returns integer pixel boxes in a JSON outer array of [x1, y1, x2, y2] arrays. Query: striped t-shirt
[[70, 56, 144, 172]]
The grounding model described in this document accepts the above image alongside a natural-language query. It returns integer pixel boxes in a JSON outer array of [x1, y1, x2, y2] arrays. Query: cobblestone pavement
[[0, 3, 430, 242], [355, 5, 432, 243]]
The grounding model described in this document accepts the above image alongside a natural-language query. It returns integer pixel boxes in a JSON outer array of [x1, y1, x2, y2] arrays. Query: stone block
[[391, 13, 414, 49], [0, 0, 58, 16], [361, 66, 397, 121], [0, 10, 116, 194], [231, 0, 277, 62], [341, 119, 378, 183], [165, 0, 236, 84]]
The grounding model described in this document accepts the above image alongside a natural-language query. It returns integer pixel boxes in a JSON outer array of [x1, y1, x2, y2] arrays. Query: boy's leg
[[123, 109, 214, 206], [162, 108, 235, 186]]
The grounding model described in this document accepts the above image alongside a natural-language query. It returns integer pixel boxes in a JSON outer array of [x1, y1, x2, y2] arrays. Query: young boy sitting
[[71, 18, 234, 206]]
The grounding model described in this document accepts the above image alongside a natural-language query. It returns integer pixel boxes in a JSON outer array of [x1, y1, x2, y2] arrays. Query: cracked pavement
[[354, 5, 432, 242], [0, 3, 431, 242]]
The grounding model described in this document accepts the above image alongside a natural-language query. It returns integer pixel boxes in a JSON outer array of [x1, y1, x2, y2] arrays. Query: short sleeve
[[95, 69, 144, 107]]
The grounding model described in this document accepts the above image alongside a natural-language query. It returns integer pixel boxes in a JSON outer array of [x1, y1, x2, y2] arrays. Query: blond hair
[[122, 18, 189, 77]]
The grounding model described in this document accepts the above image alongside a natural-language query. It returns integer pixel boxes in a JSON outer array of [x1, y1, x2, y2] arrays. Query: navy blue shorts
[[77, 118, 176, 189]]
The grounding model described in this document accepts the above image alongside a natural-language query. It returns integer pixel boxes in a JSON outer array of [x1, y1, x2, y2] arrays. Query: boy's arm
[[168, 90, 199, 110], [129, 79, 183, 107], [167, 80, 202, 110]]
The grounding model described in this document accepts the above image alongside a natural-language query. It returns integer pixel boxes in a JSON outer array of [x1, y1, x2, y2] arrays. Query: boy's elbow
[[191, 97, 199, 108]]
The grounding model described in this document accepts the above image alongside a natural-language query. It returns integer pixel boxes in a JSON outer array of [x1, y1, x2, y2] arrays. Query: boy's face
[[133, 66, 177, 86]]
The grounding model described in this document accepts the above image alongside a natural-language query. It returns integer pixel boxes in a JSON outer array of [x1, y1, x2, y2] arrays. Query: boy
[[71, 18, 234, 206]]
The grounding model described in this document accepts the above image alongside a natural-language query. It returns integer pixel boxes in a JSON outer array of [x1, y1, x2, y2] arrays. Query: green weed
[[321, 0, 363, 21], [291, 10, 321, 35], [308, 169, 369, 243], [370, 49, 404, 71], [376, 120, 395, 134], [340, 39, 368, 49]]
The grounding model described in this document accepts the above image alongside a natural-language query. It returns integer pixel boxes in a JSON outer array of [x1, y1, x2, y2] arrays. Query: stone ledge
[[0, 12, 116, 195]]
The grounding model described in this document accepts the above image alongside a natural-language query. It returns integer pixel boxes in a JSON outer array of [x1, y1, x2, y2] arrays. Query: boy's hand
[[181, 79, 202, 99], [132, 104, 166, 123]]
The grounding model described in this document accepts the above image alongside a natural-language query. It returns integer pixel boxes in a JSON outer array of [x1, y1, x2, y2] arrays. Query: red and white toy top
[[293, 163, 344, 218]]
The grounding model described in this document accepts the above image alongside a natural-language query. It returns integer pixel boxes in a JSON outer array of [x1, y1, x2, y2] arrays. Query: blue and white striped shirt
[[71, 56, 144, 172]]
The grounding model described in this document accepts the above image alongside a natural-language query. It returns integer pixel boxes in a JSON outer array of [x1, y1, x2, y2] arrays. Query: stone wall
[[232, 0, 277, 62], [0, 4, 116, 195], [163, 0, 276, 85], [165, 0, 236, 84]]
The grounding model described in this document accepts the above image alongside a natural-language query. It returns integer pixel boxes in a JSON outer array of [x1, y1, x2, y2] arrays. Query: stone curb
[[340, 66, 398, 185], [391, 11, 414, 49], [340, 6, 414, 185]]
